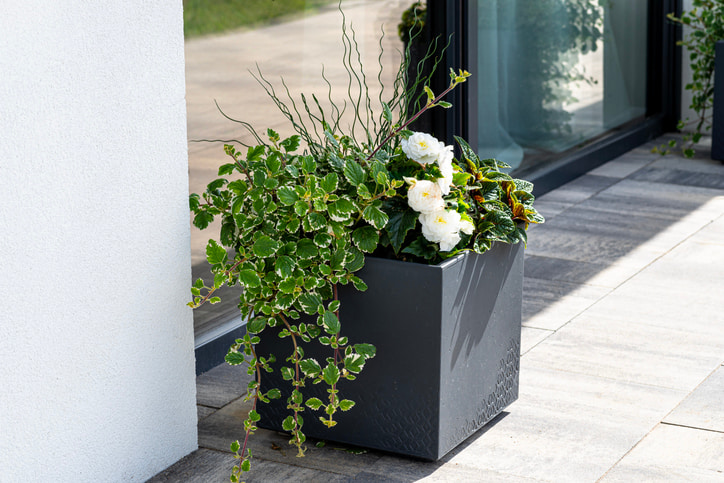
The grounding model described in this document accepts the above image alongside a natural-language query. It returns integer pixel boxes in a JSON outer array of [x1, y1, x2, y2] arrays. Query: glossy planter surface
[[256, 241, 524, 460]]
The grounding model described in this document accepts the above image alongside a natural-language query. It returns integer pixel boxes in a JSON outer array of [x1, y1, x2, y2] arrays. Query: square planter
[[256, 241, 524, 460]]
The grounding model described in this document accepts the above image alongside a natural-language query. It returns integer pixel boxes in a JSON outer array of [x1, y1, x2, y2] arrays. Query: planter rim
[[365, 249, 476, 271]]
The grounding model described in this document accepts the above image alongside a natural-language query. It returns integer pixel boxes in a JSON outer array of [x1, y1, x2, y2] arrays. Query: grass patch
[[184, 0, 334, 38]]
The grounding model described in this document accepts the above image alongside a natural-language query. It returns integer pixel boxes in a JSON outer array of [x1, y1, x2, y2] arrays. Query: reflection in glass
[[475, 0, 648, 174], [186, 1, 410, 340]]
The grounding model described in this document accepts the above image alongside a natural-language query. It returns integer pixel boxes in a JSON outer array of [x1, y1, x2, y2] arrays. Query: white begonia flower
[[436, 145, 455, 195], [407, 179, 445, 214], [459, 219, 475, 235], [419, 209, 463, 252], [401, 132, 444, 165]]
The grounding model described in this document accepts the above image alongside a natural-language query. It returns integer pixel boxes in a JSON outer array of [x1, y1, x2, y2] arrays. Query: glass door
[[472, 0, 649, 175]]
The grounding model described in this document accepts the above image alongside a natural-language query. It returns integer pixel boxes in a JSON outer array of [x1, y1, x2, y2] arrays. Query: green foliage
[[654, 0, 724, 157], [189, 10, 544, 481]]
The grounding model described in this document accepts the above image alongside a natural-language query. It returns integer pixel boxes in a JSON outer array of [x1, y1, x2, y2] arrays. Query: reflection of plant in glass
[[654, 0, 724, 158], [502, 0, 603, 140], [189, 13, 543, 482]]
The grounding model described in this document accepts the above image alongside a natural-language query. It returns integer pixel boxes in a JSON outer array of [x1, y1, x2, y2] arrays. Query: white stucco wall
[[0, 2, 197, 481]]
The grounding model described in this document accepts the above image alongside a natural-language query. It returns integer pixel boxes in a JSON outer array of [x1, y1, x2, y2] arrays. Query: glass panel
[[474, 0, 648, 175], [186, 1, 411, 341]]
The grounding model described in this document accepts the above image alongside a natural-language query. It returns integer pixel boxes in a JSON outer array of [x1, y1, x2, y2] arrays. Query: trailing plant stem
[[279, 314, 305, 457]]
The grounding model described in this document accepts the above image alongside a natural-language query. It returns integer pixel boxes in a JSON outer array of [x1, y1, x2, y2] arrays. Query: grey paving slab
[[537, 174, 620, 204], [588, 152, 656, 179], [575, 178, 724, 222], [357, 456, 541, 482], [196, 362, 252, 409], [584, 288, 724, 345], [197, 405, 217, 421], [542, 203, 704, 246], [630, 165, 724, 190], [520, 327, 553, 355], [664, 367, 724, 433], [624, 237, 724, 289], [524, 223, 666, 269], [149, 447, 348, 483], [441, 366, 686, 482], [147, 449, 238, 483], [601, 424, 724, 482], [693, 214, 724, 245], [198, 397, 384, 476], [648, 153, 724, 175], [523, 313, 723, 391], [522, 277, 611, 330], [524, 254, 640, 288], [528, 199, 573, 220]]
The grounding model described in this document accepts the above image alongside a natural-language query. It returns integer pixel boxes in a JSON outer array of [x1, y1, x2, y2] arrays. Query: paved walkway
[[153, 139, 724, 482]]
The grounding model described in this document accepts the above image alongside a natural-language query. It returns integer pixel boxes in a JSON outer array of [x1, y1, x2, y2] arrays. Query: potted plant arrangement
[[189, 17, 544, 482]]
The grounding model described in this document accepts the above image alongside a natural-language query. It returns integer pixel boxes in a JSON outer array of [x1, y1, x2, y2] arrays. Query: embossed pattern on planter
[[446, 339, 520, 449]]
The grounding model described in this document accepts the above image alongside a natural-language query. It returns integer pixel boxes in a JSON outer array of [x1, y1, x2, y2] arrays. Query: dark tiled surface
[[195, 362, 250, 409], [630, 165, 724, 190]]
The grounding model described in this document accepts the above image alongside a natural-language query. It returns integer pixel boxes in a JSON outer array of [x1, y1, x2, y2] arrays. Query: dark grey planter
[[256, 241, 524, 460]]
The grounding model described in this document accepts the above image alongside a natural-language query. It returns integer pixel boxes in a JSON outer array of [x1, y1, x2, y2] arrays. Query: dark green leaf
[[297, 292, 323, 315], [300, 358, 322, 377], [225, 351, 246, 365], [344, 247, 365, 272], [238, 269, 261, 288], [307, 212, 327, 231], [280, 135, 301, 153], [294, 200, 309, 216], [351, 276, 367, 291], [339, 399, 355, 411], [362, 205, 389, 230], [282, 415, 295, 431], [343, 159, 366, 187], [193, 211, 214, 230], [253, 236, 279, 257], [322, 363, 340, 385], [275, 256, 296, 278], [205, 240, 227, 265], [305, 397, 324, 410], [354, 343, 376, 359], [352, 226, 379, 253], [218, 163, 236, 176], [247, 316, 268, 334], [301, 156, 317, 174], [320, 173, 339, 193], [248, 409, 261, 422], [296, 239, 318, 259], [281, 366, 294, 381], [344, 353, 364, 373], [321, 311, 340, 335], [277, 186, 299, 205], [401, 236, 438, 260], [385, 210, 418, 254]]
